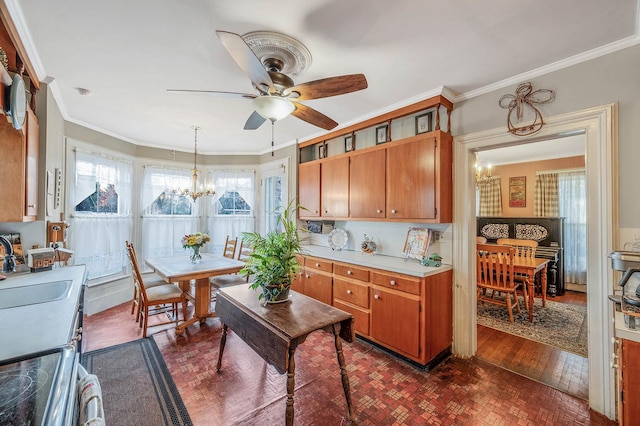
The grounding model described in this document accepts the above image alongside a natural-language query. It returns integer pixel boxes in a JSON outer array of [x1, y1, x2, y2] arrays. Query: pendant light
[[173, 126, 215, 201]]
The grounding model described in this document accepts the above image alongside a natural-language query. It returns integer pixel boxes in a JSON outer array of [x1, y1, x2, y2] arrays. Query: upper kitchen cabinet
[[297, 94, 453, 223], [0, 105, 38, 222]]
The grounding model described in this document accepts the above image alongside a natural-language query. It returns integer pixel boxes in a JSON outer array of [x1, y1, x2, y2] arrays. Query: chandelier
[[173, 126, 215, 201], [475, 153, 493, 186]]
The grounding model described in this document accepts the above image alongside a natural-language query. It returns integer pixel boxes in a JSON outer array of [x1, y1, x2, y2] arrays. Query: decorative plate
[[328, 228, 348, 251], [9, 74, 27, 130]]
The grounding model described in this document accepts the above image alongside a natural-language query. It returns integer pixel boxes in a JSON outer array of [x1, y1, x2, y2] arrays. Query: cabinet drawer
[[305, 256, 333, 273], [333, 278, 369, 308], [333, 299, 369, 336], [304, 270, 333, 305], [334, 263, 369, 282], [371, 271, 421, 295]]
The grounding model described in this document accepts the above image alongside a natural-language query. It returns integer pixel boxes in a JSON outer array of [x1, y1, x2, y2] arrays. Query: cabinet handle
[[324, 209, 329, 213], [373, 294, 380, 300], [347, 290, 352, 295], [391, 209, 397, 214], [390, 280, 396, 286], [306, 274, 310, 279], [28, 204, 35, 208], [314, 210, 319, 214], [347, 270, 352, 275], [315, 263, 320, 267], [376, 209, 382, 213]]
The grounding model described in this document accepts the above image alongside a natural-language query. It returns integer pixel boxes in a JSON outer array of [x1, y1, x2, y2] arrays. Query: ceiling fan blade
[[167, 89, 256, 99], [215, 30, 274, 93], [244, 110, 267, 130], [291, 102, 338, 130], [285, 74, 368, 101]]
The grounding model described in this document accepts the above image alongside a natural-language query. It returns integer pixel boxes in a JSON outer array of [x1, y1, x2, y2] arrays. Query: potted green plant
[[240, 200, 305, 303]]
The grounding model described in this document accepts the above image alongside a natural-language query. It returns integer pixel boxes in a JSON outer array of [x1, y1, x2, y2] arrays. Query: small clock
[[328, 228, 348, 251]]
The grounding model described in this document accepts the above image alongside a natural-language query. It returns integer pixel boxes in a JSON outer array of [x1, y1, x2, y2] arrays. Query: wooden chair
[[223, 236, 238, 259], [211, 240, 252, 302], [497, 238, 539, 308], [126, 242, 167, 322], [476, 236, 487, 244], [126, 241, 188, 337], [476, 243, 522, 322]]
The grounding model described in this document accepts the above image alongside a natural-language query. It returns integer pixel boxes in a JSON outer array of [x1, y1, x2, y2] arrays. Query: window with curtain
[[558, 170, 587, 285], [207, 170, 256, 254], [261, 160, 289, 234], [140, 166, 201, 270], [69, 150, 133, 279], [476, 176, 502, 216], [534, 173, 559, 217]]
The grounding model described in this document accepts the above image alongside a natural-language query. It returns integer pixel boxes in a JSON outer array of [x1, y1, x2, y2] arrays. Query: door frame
[[452, 104, 617, 418]]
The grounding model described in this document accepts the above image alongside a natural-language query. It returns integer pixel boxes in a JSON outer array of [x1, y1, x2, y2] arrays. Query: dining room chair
[[497, 238, 539, 308], [476, 243, 522, 322], [476, 236, 487, 244], [125, 241, 167, 322], [223, 236, 238, 259], [210, 240, 253, 302], [126, 241, 188, 337]]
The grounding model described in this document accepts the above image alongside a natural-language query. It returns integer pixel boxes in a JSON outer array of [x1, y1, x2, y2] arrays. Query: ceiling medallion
[[242, 31, 312, 77], [498, 82, 555, 136]]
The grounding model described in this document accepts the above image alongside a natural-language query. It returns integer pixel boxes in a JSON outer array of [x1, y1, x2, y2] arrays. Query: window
[[139, 166, 201, 268], [207, 170, 256, 254], [558, 171, 587, 285], [261, 159, 288, 234], [69, 150, 133, 279]]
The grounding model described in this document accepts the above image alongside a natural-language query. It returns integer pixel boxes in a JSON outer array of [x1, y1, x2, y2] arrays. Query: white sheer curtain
[[558, 170, 587, 285], [68, 150, 133, 279], [206, 170, 256, 255], [140, 166, 201, 271]]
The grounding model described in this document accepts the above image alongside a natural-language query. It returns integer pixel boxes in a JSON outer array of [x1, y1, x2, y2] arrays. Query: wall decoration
[[508, 176, 526, 207], [415, 112, 433, 134], [498, 82, 555, 136], [376, 124, 388, 144], [403, 227, 432, 261], [344, 134, 355, 152]]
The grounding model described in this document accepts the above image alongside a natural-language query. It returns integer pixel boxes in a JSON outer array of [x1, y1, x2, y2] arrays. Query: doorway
[[452, 104, 617, 418]]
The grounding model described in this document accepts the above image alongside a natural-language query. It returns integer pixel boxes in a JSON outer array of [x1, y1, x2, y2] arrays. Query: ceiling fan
[[168, 30, 368, 131]]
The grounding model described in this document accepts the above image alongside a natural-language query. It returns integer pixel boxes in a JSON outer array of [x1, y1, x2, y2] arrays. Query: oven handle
[[77, 364, 105, 425]]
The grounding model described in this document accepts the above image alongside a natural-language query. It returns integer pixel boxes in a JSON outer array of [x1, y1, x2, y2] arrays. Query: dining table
[[144, 253, 245, 335], [513, 257, 550, 322]]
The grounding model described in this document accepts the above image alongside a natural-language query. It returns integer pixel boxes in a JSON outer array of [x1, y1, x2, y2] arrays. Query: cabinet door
[[321, 156, 349, 218], [350, 149, 385, 218], [386, 137, 436, 219], [298, 162, 320, 217], [303, 270, 332, 305], [24, 107, 38, 220], [0, 121, 25, 222], [370, 286, 420, 358], [622, 339, 640, 422], [291, 268, 305, 294]]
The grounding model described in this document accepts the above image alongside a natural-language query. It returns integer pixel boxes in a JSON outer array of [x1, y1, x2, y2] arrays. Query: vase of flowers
[[182, 232, 211, 264]]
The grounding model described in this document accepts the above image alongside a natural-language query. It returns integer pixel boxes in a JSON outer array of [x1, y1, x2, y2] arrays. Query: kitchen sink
[[0, 280, 72, 309]]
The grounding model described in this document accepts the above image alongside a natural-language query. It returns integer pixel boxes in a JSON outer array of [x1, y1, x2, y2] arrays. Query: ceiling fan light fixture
[[253, 96, 295, 122]]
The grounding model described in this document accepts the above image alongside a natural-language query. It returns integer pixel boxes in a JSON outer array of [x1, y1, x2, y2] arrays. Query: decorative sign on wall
[[498, 82, 555, 136], [508, 176, 526, 207]]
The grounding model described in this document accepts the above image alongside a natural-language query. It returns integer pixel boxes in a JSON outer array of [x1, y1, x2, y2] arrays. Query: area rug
[[477, 297, 588, 357], [81, 338, 192, 426]]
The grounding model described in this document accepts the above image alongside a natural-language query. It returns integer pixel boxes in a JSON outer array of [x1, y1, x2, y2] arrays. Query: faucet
[[0, 236, 16, 273]]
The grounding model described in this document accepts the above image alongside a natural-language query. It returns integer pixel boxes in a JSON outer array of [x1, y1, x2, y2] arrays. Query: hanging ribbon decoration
[[499, 82, 555, 136]]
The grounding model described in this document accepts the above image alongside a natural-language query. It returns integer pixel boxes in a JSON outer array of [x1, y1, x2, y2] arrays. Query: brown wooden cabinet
[[320, 156, 349, 218], [349, 148, 386, 218], [619, 338, 640, 424], [298, 162, 320, 217], [0, 106, 38, 222], [299, 256, 333, 306]]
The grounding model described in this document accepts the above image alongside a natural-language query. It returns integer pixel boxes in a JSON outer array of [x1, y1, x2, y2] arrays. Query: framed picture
[[403, 227, 432, 261], [508, 176, 526, 207], [318, 143, 326, 159], [376, 124, 388, 144], [344, 134, 355, 152], [415, 112, 433, 134]]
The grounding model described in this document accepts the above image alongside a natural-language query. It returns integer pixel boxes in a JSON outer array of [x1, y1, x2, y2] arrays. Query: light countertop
[[615, 311, 640, 343], [301, 245, 451, 278], [0, 266, 86, 362]]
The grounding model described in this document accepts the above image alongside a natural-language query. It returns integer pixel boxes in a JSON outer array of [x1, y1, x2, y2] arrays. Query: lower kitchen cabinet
[[619, 337, 640, 424], [370, 285, 421, 358]]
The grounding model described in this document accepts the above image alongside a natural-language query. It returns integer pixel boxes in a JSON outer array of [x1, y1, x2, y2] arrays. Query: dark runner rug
[[477, 297, 588, 357], [81, 338, 192, 426]]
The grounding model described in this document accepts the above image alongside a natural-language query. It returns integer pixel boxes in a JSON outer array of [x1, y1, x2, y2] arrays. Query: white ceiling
[[8, 0, 639, 155]]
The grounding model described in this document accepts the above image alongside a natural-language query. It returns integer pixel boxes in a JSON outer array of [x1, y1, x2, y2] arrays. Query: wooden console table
[[215, 285, 356, 425]]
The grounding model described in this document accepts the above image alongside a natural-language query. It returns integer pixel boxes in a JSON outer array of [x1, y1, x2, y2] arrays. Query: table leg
[[333, 323, 356, 424], [286, 346, 296, 426], [216, 324, 228, 372], [541, 264, 548, 307], [528, 270, 535, 322]]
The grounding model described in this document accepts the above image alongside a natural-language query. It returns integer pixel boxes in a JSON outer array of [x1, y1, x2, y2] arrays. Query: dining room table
[[144, 253, 245, 335], [513, 256, 550, 322]]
